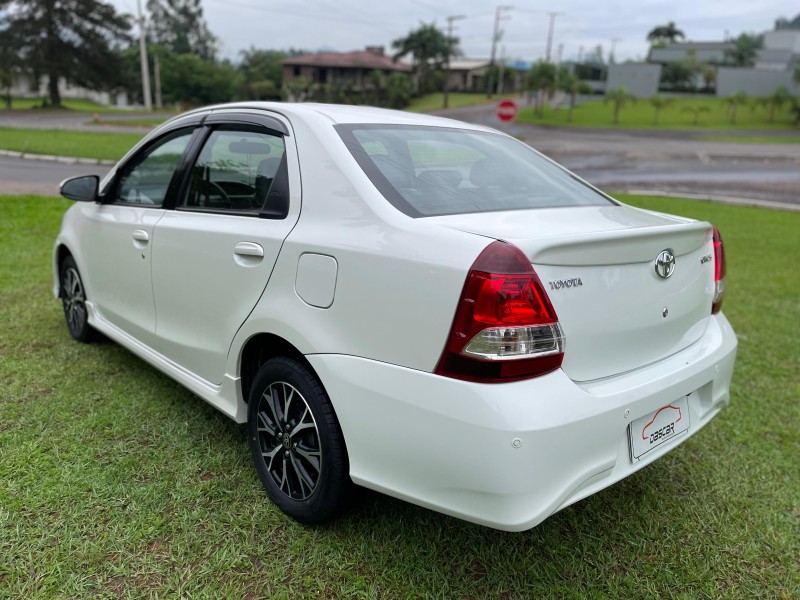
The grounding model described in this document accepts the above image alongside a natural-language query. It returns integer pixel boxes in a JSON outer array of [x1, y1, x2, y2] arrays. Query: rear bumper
[[307, 313, 737, 531]]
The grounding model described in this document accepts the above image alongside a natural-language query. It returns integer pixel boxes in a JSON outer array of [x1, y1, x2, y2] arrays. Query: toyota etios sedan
[[54, 103, 737, 531]]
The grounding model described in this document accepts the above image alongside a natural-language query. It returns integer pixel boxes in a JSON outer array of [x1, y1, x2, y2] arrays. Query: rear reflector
[[712, 226, 726, 314], [435, 241, 565, 383]]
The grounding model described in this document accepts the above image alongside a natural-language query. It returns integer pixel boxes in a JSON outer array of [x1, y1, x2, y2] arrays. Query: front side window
[[112, 130, 193, 207], [181, 129, 286, 214], [336, 124, 614, 217]]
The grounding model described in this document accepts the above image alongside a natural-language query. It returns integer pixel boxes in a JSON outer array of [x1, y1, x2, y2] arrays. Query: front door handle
[[234, 242, 264, 258]]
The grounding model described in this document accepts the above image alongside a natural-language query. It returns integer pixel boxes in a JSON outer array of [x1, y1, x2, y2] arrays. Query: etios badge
[[654, 249, 676, 279]]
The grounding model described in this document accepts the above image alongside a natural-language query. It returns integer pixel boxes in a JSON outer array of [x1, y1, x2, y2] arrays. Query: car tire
[[248, 357, 349, 524], [60, 256, 97, 343]]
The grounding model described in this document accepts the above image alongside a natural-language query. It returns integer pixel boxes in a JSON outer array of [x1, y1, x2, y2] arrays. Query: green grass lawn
[[3, 98, 135, 113], [0, 127, 143, 161], [407, 92, 495, 112], [519, 96, 799, 130], [1, 194, 798, 597]]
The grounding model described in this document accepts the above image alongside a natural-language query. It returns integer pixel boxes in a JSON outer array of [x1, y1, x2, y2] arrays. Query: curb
[[621, 189, 800, 212], [0, 149, 115, 165]]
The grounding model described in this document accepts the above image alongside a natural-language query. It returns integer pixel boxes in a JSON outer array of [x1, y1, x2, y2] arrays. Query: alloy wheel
[[255, 381, 322, 501]]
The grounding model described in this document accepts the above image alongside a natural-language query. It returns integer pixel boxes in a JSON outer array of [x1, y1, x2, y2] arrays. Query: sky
[[109, 0, 800, 65]]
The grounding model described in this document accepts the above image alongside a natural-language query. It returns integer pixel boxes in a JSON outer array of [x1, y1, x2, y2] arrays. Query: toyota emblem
[[654, 249, 676, 279]]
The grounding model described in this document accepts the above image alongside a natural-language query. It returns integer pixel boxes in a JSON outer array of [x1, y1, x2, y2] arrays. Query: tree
[[682, 105, 710, 125], [660, 61, 697, 91], [367, 69, 387, 107], [790, 99, 800, 127], [558, 72, 591, 123], [646, 21, 685, 45], [759, 86, 792, 123], [605, 87, 635, 125], [702, 66, 717, 92], [239, 48, 285, 88], [724, 33, 763, 67], [526, 61, 558, 117], [794, 62, 800, 86], [0, 35, 16, 108], [283, 75, 313, 102], [386, 72, 413, 109], [392, 23, 457, 95], [724, 92, 748, 124], [0, 0, 131, 106], [147, 0, 218, 61], [159, 53, 240, 106], [649, 95, 674, 125]]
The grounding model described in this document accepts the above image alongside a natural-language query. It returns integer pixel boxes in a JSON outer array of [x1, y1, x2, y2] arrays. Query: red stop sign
[[496, 99, 518, 122]]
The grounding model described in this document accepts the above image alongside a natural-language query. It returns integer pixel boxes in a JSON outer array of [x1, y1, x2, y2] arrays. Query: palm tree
[[724, 92, 748, 124], [605, 87, 635, 125], [526, 61, 557, 117], [682, 105, 710, 125], [760, 86, 792, 123], [646, 21, 685, 45], [790, 99, 800, 127], [560, 73, 592, 123], [392, 23, 456, 95], [649, 95, 674, 125]]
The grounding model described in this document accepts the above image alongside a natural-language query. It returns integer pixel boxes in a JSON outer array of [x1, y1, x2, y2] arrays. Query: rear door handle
[[132, 229, 149, 246], [234, 242, 264, 258]]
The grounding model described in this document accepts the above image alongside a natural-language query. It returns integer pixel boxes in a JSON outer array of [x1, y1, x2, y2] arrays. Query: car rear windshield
[[335, 124, 614, 217]]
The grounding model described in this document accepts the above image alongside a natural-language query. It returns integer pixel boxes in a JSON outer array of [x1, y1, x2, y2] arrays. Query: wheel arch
[[239, 332, 313, 404], [54, 243, 74, 297]]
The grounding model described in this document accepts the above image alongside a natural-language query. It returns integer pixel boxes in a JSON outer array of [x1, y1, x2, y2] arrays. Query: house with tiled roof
[[281, 46, 411, 91]]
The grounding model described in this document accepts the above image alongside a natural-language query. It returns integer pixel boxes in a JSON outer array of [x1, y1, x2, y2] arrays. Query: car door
[[150, 113, 300, 384], [79, 128, 196, 346]]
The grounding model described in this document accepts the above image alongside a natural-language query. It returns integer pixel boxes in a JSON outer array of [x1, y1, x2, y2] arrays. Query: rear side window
[[336, 124, 613, 217], [181, 128, 286, 215]]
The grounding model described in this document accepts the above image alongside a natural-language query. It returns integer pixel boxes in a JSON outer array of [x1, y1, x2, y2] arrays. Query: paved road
[[2, 104, 799, 209]]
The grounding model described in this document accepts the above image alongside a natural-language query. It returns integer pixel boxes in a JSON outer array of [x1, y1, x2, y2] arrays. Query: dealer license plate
[[629, 396, 691, 461]]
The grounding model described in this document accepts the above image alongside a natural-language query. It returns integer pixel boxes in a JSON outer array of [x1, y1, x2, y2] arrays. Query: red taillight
[[435, 241, 565, 383], [712, 226, 726, 314]]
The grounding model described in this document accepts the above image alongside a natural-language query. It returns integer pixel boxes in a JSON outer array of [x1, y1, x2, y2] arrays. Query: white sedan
[[54, 102, 737, 531]]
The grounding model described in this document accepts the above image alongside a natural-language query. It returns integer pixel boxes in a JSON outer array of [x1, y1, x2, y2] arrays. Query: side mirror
[[60, 175, 100, 202]]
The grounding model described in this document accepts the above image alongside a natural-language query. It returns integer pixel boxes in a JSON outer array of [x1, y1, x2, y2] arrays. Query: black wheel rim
[[62, 267, 87, 334], [256, 381, 322, 501]]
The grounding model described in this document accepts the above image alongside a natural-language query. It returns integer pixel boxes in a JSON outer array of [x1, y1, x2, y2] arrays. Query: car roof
[[180, 101, 498, 133]]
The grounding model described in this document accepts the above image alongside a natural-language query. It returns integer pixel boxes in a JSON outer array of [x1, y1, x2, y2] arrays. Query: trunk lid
[[429, 205, 715, 381]]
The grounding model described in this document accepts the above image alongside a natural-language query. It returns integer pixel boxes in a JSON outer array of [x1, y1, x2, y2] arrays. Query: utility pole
[[154, 54, 162, 109], [497, 45, 506, 95], [544, 11, 564, 63], [136, 0, 152, 111], [444, 14, 466, 108], [609, 37, 622, 64], [554, 43, 563, 98], [486, 5, 513, 99]]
